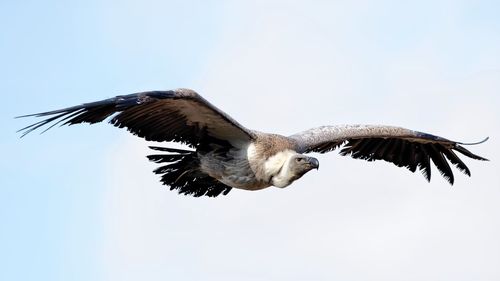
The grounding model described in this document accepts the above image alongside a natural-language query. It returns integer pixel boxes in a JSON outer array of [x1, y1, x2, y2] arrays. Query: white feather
[[263, 150, 298, 188]]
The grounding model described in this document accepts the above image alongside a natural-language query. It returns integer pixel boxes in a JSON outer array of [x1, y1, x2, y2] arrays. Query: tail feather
[[147, 146, 232, 197]]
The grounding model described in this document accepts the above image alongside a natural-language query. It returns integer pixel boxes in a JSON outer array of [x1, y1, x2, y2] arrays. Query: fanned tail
[[147, 146, 232, 197]]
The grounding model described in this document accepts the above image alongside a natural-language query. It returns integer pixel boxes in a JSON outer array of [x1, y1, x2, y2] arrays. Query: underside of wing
[[18, 89, 255, 148], [290, 125, 488, 184]]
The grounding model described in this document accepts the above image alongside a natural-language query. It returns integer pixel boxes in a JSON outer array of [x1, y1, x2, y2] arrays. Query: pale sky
[[2, 1, 500, 281]]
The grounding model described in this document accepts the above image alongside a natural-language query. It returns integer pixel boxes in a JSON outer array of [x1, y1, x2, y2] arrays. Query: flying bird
[[18, 88, 488, 197]]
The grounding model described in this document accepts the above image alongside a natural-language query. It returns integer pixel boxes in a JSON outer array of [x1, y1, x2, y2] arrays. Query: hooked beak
[[307, 157, 319, 170]]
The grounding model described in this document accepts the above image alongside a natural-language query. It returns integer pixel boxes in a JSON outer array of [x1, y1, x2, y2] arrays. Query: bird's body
[[18, 88, 488, 197], [163, 132, 304, 191]]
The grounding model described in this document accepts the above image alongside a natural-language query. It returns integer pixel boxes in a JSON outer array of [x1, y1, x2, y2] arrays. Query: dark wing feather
[[147, 146, 232, 197], [17, 89, 255, 148], [290, 125, 488, 184]]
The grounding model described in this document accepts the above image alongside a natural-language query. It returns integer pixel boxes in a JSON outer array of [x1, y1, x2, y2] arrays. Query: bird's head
[[288, 154, 319, 179], [266, 151, 320, 188]]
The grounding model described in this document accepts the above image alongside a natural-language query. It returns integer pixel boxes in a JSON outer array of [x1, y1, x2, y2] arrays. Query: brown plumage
[[18, 88, 489, 197]]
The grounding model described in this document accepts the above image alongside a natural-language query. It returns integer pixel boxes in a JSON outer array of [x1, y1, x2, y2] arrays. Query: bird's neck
[[263, 149, 298, 188]]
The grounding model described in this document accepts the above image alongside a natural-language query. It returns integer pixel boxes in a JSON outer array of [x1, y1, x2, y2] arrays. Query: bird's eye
[[296, 157, 304, 163]]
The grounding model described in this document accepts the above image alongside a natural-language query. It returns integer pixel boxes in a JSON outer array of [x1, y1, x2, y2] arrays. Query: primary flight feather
[[18, 88, 488, 197]]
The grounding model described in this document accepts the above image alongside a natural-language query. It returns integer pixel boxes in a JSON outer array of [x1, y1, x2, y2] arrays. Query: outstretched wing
[[290, 125, 488, 184], [18, 88, 255, 147]]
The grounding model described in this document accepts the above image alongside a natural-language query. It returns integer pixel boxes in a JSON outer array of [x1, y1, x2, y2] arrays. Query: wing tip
[[457, 136, 489, 146]]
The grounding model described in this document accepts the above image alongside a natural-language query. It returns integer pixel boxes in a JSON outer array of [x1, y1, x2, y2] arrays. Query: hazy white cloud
[[100, 1, 500, 280]]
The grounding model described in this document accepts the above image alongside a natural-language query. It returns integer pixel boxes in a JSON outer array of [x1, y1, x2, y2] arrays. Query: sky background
[[1, 1, 500, 280]]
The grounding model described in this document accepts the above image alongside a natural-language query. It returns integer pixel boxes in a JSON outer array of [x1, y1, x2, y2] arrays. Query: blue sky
[[2, 1, 500, 280]]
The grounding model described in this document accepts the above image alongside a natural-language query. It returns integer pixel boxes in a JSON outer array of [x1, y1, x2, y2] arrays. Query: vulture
[[18, 88, 488, 197]]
